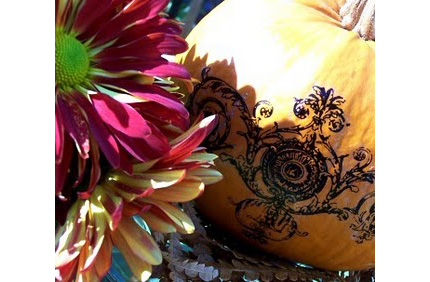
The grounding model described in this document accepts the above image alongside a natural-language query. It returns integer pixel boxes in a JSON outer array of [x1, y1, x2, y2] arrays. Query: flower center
[[55, 31, 90, 89]]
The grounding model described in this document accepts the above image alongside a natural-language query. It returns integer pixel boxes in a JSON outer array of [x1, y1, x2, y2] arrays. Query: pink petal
[[91, 93, 170, 161], [73, 93, 121, 168], [55, 259, 78, 282], [95, 77, 180, 101], [99, 189, 124, 231], [138, 0, 170, 19], [154, 115, 218, 168], [91, 0, 170, 47], [57, 96, 90, 159], [118, 146, 134, 175], [55, 0, 59, 22], [97, 33, 188, 61], [73, 0, 113, 35], [55, 102, 64, 163], [97, 58, 191, 79], [76, 0, 123, 42], [127, 85, 189, 130], [132, 101, 189, 132], [112, 17, 183, 47]]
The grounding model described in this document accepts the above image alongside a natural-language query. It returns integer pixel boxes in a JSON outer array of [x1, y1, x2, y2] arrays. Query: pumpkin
[[177, 0, 375, 271]]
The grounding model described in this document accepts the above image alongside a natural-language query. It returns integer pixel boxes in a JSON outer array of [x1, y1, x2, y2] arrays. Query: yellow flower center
[[55, 31, 90, 89]]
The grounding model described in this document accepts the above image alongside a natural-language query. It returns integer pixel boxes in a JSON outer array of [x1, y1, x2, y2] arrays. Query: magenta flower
[[55, 0, 191, 199]]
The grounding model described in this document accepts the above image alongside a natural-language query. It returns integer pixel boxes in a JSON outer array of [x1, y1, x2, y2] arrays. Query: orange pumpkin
[[177, 0, 375, 271]]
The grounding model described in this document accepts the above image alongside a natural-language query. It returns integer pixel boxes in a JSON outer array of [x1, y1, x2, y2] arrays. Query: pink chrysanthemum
[[55, 0, 190, 198], [55, 116, 222, 281]]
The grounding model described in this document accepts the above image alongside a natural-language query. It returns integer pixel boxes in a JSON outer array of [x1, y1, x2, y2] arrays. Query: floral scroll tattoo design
[[187, 68, 375, 244]]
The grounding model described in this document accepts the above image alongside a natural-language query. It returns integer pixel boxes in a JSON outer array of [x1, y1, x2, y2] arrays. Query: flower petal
[[105, 169, 186, 201], [186, 168, 223, 185], [130, 87, 188, 115], [97, 58, 191, 79], [77, 137, 101, 199], [76, 0, 123, 42], [91, 93, 170, 161], [112, 17, 183, 47], [148, 178, 205, 202], [55, 200, 89, 268], [57, 95, 90, 159], [94, 237, 113, 278], [73, 0, 112, 34], [55, 258, 78, 282], [153, 115, 218, 168], [73, 155, 87, 188], [97, 33, 188, 61], [111, 228, 153, 281], [91, 0, 170, 47], [76, 242, 100, 282], [80, 199, 108, 272], [133, 103, 188, 135], [140, 209, 177, 233], [55, 103, 64, 163], [56, 0, 73, 26], [185, 152, 219, 163], [131, 159, 158, 173], [73, 93, 120, 168], [123, 201, 152, 217], [138, 199, 195, 234], [106, 181, 153, 202], [94, 79, 189, 131], [95, 187, 124, 231], [114, 216, 162, 265]]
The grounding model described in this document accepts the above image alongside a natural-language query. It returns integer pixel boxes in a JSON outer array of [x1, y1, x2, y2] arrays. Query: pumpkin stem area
[[340, 0, 375, 41]]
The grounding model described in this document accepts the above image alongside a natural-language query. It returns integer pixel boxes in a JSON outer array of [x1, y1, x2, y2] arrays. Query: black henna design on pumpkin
[[187, 67, 375, 244]]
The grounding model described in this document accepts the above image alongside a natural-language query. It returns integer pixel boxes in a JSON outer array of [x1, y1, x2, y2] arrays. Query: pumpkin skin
[[177, 0, 375, 271]]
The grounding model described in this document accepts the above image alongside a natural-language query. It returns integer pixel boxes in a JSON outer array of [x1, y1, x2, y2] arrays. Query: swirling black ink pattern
[[187, 67, 375, 244]]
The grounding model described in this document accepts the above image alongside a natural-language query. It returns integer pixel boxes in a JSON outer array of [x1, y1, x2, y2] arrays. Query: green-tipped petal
[[149, 178, 204, 202], [139, 199, 195, 234], [186, 168, 223, 185], [116, 216, 162, 265], [140, 211, 177, 234]]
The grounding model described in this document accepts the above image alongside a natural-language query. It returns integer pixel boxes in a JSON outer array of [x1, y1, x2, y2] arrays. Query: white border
[[377, 0, 430, 280], [1, 0, 53, 280]]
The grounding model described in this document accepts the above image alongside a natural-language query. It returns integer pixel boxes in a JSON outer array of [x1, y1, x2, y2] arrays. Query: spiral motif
[[293, 98, 309, 119], [195, 97, 231, 149], [261, 139, 328, 202], [353, 147, 372, 162], [253, 100, 274, 119]]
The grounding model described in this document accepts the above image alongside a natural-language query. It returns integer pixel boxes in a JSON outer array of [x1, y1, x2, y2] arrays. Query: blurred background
[[166, 0, 224, 37]]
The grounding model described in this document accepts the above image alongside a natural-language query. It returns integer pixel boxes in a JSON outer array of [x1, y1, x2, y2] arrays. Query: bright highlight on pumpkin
[[55, 30, 90, 90]]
